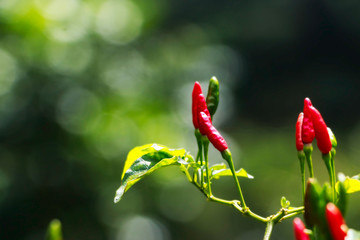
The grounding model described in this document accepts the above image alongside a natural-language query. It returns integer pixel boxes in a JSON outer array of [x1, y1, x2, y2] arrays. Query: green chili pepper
[[304, 178, 323, 228], [206, 76, 220, 118], [336, 173, 347, 216], [304, 179, 334, 239]]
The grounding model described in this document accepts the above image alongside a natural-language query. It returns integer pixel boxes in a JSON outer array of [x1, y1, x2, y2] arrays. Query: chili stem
[[263, 221, 274, 240], [330, 151, 336, 201], [323, 153, 335, 202], [227, 155, 247, 209], [298, 153, 306, 198], [203, 140, 212, 196], [304, 144, 314, 178]]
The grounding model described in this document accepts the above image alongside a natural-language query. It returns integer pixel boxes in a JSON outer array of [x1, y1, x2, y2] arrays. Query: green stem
[[285, 206, 305, 215], [198, 137, 204, 188], [323, 153, 335, 202], [193, 129, 203, 185], [194, 129, 203, 163], [298, 151, 306, 198], [279, 211, 303, 222], [304, 144, 314, 178], [183, 166, 193, 182], [192, 178, 304, 231], [263, 221, 274, 240], [203, 139, 212, 196], [243, 208, 268, 223], [209, 195, 236, 205], [227, 154, 247, 209], [330, 150, 337, 201]]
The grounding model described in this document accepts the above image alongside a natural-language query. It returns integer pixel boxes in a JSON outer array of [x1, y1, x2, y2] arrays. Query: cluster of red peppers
[[191, 78, 246, 208], [295, 98, 333, 155], [294, 202, 347, 240], [192, 80, 228, 153], [293, 98, 350, 240], [192, 85, 356, 239]]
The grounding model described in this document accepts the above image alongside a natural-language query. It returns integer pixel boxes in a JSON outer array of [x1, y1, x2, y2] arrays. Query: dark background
[[0, 0, 360, 239]]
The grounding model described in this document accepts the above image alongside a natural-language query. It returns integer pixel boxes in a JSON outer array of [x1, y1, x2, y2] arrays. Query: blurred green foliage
[[46, 219, 63, 240], [0, 0, 360, 239]]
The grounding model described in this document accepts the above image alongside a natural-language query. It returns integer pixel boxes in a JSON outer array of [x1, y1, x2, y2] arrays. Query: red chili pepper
[[326, 203, 348, 240], [192, 82, 203, 129], [293, 217, 310, 240], [309, 105, 332, 154], [197, 93, 211, 134], [198, 112, 228, 152], [302, 98, 315, 144], [296, 112, 304, 151]]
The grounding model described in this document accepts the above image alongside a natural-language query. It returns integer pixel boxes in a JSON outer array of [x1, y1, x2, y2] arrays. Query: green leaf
[[281, 196, 290, 208], [45, 219, 63, 240], [336, 173, 348, 215], [210, 163, 227, 171], [210, 163, 254, 180], [336, 175, 360, 194], [114, 143, 192, 203]]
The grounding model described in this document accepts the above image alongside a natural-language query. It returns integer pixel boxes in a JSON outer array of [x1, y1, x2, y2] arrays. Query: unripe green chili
[[304, 178, 323, 228], [304, 179, 333, 238], [336, 173, 347, 216], [206, 76, 220, 118]]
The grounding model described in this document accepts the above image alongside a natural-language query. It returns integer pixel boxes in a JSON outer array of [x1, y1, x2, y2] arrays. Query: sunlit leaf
[[211, 166, 253, 180], [336, 175, 360, 194], [114, 143, 192, 203], [281, 196, 290, 208], [210, 163, 227, 171]]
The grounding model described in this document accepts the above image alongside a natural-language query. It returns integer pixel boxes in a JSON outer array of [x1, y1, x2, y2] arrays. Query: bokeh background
[[0, 0, 360, 239]]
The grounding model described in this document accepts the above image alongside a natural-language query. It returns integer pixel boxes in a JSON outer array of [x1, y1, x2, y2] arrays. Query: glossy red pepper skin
[[309, 105, 332, 154], [296, 112, 304, 151], [192, 82, 203, 129], [197, 94, 211, 135], [326, 203, 348, 240], [199, 112, 228, 152], [302, 98, 315, 144], [293, 217, 310, 240]]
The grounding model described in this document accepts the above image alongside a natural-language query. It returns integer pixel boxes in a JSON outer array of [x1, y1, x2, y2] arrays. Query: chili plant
[[113, 77, 360, 240]]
